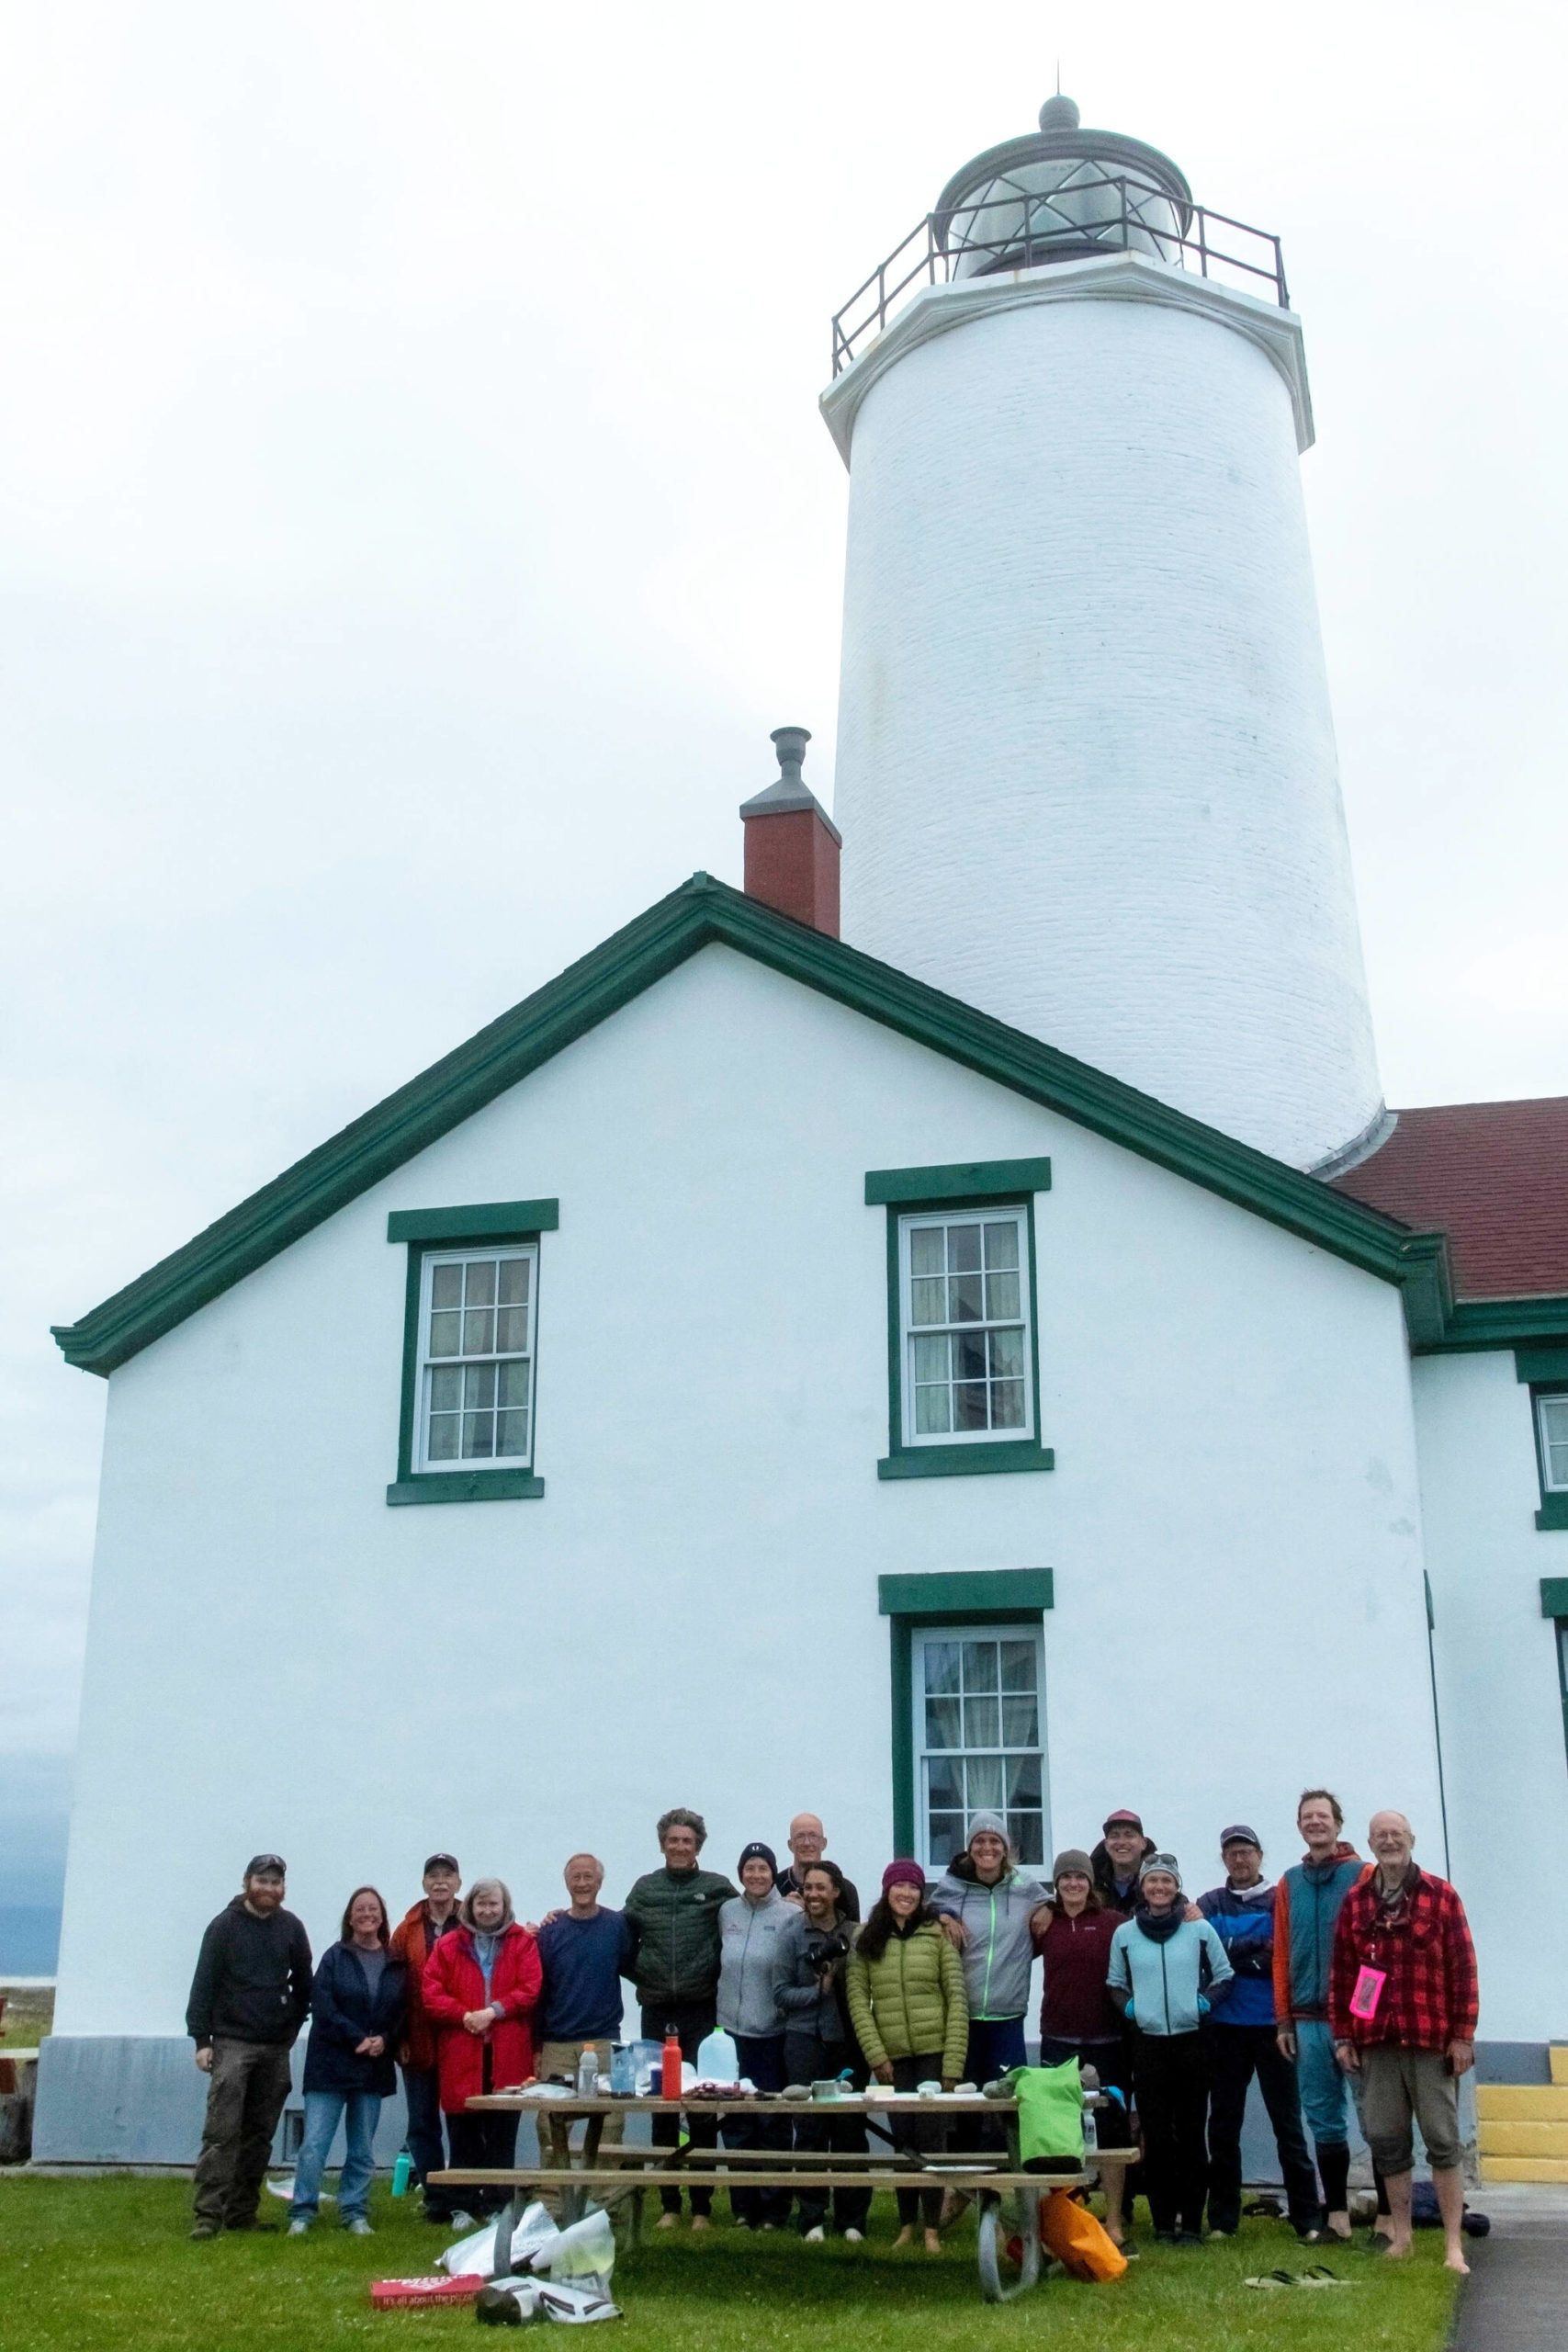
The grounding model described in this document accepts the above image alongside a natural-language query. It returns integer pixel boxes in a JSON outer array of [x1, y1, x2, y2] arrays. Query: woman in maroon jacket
[[423, 1879, 543, 2213], [1032, 1849, 1129, 2244]]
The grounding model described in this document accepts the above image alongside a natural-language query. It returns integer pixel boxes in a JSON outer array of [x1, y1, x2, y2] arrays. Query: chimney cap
[[739, 724, 840, 842]]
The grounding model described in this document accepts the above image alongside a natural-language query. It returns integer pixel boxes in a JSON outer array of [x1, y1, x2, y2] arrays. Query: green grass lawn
[[0, 1984, 54, 2047], [0, 2176, 1461, 2352]]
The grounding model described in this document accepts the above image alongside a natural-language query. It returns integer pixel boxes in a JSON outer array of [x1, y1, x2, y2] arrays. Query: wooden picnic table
[[434, 2089, 1129, 2303]]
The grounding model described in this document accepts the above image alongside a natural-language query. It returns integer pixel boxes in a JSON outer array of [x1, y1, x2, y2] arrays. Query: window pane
[[999, 1642, 1036, 1692], [462, 1309, 495, 1356], [461, 1410, 495, 1458], [965, 1757, 1004, 1810], [910, 1277, 945, 1327], [429, 1366, 462, 1413], [948, 1224, 982, 1272], [953, 1380, 989, 1430], [495, 1306, 529, 1353], [1541, 1398, 1568, 1490], [963, 1643, 998, 1691], [1006, 1755, 1042, 1806], [428, 1310, 461, 1358], [953, 1330, 987, 1382], [949, 1270, 984, 1323], [985, 1270, 1021, 1319], [465, 1363, 497, 1409], [990, 1380, 1026, 1429], [983, 1220, 1019, 1269], [925, 1697, 962, 1750], [923, 1643, 962, 1695], [497, 1360, 531, 1408], [495, 1409, 529, 1458], [910, 1227, 945, 1277], [431, 1264, 462, 1309], [498, 1258, 531, 1306], [464, 1260, 497, 1306], [1010, 1813, 1044, 1866], [964, 1695, 999, 1748], [911, 1333, 949, 1384], [914, 1383, 952, 1435], [426, 1413, 460, 1461], [929, 1815, 964, 1867], [926, 1755, 963, 1810], [1002, 1696, 1038, 1746], [988, 1327, 1024, 1380]]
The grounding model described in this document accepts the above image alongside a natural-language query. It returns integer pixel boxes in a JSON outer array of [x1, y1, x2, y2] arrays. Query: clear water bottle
[[1081, 2098, 1099, 2154], [576, 2046, 600, 2097]]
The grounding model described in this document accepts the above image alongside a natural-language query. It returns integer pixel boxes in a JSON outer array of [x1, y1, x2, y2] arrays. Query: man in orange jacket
[[389, 1854, 464, 2223]]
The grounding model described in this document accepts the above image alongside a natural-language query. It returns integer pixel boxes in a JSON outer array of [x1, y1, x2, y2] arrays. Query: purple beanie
[[882, 1860, 927, 1893]]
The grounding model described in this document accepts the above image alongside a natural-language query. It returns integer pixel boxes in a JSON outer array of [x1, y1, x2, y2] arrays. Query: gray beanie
[[1139, 1851, 1182, 1892], [966, 1811, 1011, 1852], [1051, 1849, 1095, 1882]]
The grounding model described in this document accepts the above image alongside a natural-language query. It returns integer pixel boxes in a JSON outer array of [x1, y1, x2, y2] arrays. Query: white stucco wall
[[55, 944, 1437, 2038], [1411, 1351, 1568, 2044], [829, 272, 1382, 1171]]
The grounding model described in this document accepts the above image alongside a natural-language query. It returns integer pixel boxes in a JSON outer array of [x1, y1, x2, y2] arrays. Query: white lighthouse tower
[[823, 95, 1383, 1171]]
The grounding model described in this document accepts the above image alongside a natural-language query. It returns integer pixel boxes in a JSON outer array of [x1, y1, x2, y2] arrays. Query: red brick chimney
[[739, 726, 840, 936]]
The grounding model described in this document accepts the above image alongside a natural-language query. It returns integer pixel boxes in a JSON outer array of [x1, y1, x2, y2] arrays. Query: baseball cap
[[1101, 1808, 1144, 1833], [423, 1853, 461, 1875], [244, 1854, 286, 1879], [1220, 1824, 1261, 1850]]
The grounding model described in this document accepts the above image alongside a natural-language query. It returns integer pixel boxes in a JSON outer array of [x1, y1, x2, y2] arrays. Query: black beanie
[[738, 1842, 778, 1883]]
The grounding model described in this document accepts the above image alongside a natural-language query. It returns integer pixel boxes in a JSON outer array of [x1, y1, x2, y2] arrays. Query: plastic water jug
[[695, 2029, 739, 2082]]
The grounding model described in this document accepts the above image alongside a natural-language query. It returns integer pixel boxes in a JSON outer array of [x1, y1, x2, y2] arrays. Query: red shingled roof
[[1332, 1098, 1568, 1301]]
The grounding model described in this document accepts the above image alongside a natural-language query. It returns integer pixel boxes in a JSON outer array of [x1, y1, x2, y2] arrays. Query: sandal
[[1244, 2269, 1299, 2289]]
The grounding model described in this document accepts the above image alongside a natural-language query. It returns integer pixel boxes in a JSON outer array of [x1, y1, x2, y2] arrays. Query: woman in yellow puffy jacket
[[844, 1861, 969, 2250]]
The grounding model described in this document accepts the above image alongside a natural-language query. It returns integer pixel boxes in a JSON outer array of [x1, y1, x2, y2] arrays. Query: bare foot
[[654, 2212, 681, 2232], [923, 2229, 942, 2256], [1444, 2247, 1471, 2275], [893, 2226, 915, 2249], [1382, 2234, 1414, 2260], [1325, 2212, 1352, 2241], [690, 2215, 711, 2234]]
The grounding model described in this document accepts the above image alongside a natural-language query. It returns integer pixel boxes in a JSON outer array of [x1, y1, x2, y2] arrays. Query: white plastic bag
[[440, 2201, 559, 2280], [538, 2209, 615, 2284], [536, 2280, 621, 2324]]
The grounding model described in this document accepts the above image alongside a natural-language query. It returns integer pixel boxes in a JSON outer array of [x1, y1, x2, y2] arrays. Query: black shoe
[[1176, 2230, 1205, 2247], [1207, 2224, 1236, 2239], [224, 2219, 279, 2233], [189, 2221, 221, 2241], [1153, 2229, 1179, 2245]]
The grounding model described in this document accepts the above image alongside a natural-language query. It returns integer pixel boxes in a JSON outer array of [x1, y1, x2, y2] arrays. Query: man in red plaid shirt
[[1328, 1810, 1478, 2274]]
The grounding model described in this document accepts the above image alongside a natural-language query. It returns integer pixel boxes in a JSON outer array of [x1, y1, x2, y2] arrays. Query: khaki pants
[[536, 2040, 623, 2211], [192, 2040, 295, 2228], [1359, 2046, 1462, 2175]]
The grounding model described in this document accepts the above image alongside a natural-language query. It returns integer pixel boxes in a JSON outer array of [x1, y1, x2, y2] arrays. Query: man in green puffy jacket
[[621, 1807, 737, 2228]]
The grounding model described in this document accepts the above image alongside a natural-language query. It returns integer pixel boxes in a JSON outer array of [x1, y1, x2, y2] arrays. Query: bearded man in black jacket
[[186, 1855, 312, 2239]]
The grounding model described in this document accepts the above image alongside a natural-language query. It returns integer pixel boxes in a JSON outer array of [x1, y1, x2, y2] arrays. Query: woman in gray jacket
[[931, 1811, 1051, 2085], [716, 1843, 793, 2228]]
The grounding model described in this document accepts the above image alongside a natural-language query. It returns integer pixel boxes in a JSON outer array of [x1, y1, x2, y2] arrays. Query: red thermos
[[661, 2029, 682, 2100]]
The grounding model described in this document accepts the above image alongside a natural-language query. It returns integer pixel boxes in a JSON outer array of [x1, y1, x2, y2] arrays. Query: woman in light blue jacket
[[716, 1843, 793, 2228], [1107, 1853, 1233, 2245]]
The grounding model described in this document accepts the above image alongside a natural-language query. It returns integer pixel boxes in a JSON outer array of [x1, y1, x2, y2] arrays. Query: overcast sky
[[4, 1, 1566, 1915]]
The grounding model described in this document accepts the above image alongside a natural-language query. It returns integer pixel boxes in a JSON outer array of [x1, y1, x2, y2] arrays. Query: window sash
[[415, 1246, 537, 1474], [1539, 1394, 1568, 1492], [898, 1208, 1034, 1446], [911, 1623, 1047, 1871]]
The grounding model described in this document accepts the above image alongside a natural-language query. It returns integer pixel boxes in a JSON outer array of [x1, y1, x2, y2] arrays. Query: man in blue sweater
[[535, 1853, 634, 2209], [1199, 1826, 1321, 2239]]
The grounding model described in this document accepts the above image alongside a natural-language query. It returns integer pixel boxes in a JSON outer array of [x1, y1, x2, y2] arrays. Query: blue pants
[[1295, 2018, 1353, 2148], [400, 2064, 453, 2216], [954, 2018, 1028, 2154], [290, 2089, 381, 2224], [726, 2034, 791, 2226]]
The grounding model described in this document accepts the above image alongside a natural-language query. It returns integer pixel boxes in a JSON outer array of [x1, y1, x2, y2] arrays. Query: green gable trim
[[388, 1471, 545, 1505], [879, 1569, 1054, 1616], [878, 1442, 1054, 1480], [1517, 1345, 1568, 1385], [1542, 1579, 1568, 1617], [387, 1200, 558, 1244], [880, 1570, 1054, 1857], [51, 873, 1459, 1376], [1416, 1299, 1568, 1357], [1537, 1498, 1568, 1533], [865, 1159, 1052, 1207]]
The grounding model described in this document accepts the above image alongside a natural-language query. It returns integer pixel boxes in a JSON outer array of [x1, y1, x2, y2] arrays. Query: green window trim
[[389, 1218, 551, 1507], [874, 1177, 1052, 1481], [1521, 1374, 1568, 1533], [864, 1159, 1052, 1207], [1517, 1345, 1568, 1385], [1538, 1498, 1568, 1532], [387, 1199, 558, 1244], [1540, 1579, 1568, 1617], [878, 1570, 1055, 1859]]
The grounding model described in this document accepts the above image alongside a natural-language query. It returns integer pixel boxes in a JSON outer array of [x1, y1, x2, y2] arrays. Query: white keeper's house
[[39, 92, 1568, 2164]]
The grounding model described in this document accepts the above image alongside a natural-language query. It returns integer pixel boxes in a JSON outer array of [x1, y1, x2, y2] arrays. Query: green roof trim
[[386, 1200, 559, 1244], [864, 1158, 1053, 1206], [879, 1568, 1055, 1616], [54, 873, 1461, 1376]]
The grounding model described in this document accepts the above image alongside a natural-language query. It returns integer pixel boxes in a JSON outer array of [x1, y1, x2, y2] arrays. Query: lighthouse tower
[[823, 95, 1383, 1172]]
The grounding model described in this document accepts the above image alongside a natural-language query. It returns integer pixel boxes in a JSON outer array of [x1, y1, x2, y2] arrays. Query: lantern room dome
[[934, 92, 1192, 277]]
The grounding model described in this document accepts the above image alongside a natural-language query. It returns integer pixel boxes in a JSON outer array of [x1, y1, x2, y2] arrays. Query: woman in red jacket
[[423, 1879, 542, 2213], [1032, 1849, 1129, 2245]]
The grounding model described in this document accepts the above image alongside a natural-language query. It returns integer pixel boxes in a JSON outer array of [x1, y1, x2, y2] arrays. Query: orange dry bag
[[1039, 2188, 1128, 2282]]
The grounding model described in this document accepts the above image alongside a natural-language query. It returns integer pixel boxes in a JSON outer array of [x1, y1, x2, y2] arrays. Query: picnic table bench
[[433, 2091, 1132, 2303]]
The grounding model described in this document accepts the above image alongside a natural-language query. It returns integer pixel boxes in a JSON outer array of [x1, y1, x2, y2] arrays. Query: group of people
[[183, 1791, 1480, 2274]]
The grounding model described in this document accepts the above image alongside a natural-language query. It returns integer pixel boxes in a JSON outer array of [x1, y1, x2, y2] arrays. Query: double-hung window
[[386, 1199, 557, 1505], [865, 1159, 1054, 1479], [1517, 1349, 1568, 1532], [914, 1623, 1047, 1868], [1538, 1395, 1568, 1498]]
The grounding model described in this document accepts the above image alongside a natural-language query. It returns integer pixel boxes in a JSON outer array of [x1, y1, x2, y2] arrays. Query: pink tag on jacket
[[1348, 1965, 1387, 2021]]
